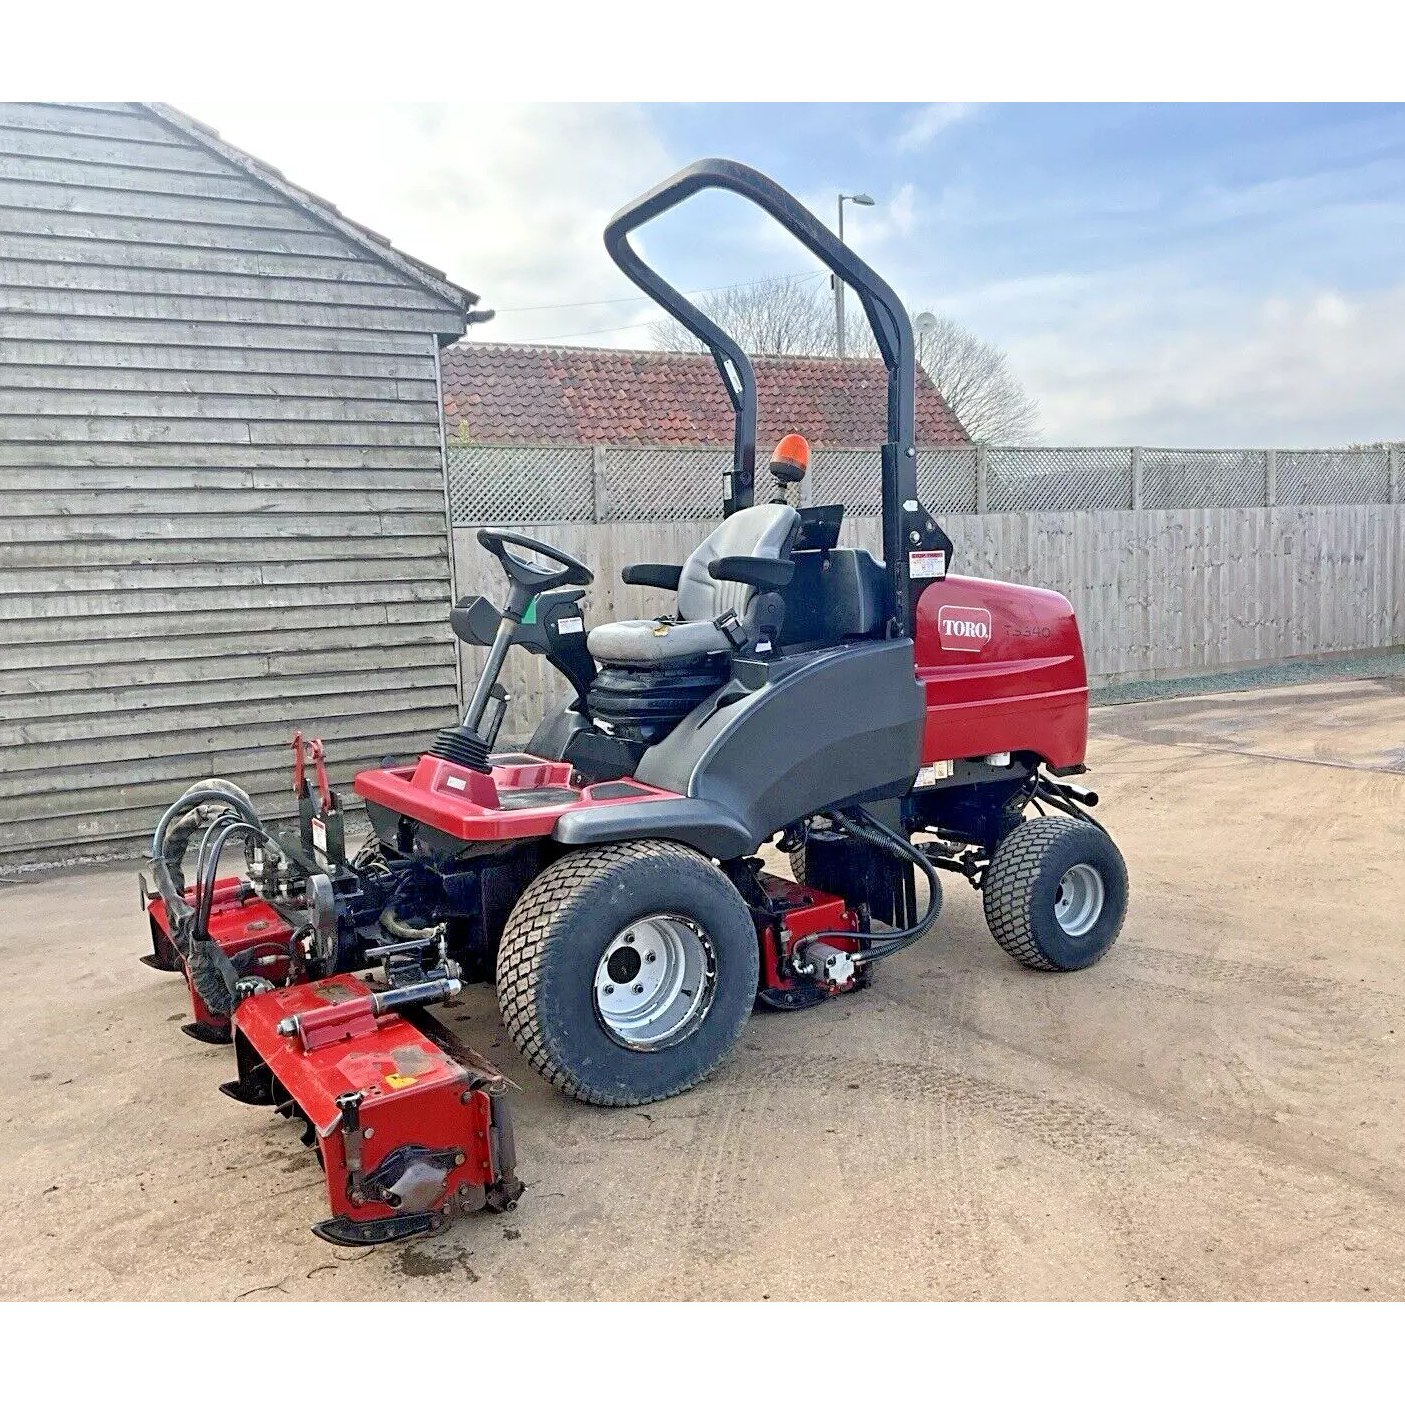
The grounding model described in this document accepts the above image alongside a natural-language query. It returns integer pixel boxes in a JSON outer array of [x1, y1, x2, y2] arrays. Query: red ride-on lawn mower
[[142, 159, 1127, 1243]]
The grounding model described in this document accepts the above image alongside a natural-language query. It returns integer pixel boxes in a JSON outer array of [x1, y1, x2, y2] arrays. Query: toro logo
[[937, 605, 993, 652]]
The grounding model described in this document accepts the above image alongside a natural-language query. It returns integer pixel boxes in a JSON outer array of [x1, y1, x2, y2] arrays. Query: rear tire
[[982, 816, 1128, 971], [496, 840, 760, 1106]]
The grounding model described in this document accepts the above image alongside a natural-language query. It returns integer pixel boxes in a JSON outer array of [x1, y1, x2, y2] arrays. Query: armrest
[[621, 562, 682, 590], [707, 556, 795, 590]]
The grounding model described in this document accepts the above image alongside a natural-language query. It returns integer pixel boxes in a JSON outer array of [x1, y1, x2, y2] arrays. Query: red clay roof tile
[[440, 343, 969, 448]]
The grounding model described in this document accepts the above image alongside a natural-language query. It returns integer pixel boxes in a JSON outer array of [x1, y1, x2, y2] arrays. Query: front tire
[[496, 840, 760, 1106], [982, 816, 1128, 971]]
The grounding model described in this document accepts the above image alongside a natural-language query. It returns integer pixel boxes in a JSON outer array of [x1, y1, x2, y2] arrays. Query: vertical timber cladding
[[0, 102, 473, 863]]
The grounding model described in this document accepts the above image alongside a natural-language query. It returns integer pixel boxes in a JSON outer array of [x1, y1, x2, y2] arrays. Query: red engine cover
[[913, 575, 1088, 770]]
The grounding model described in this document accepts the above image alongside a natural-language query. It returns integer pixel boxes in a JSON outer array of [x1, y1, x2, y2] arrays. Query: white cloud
[[883, 183, 917, 237], [172, 101, 678, 345], [170, 101, 1405, 445], [895, 102, 978, 152], [1005, 282, 1405, 446]]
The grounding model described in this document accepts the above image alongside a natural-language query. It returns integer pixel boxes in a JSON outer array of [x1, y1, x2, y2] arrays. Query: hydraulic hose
[[793, 808, 944, 971], [188, 817, 273, 1018], [380, 902, 442, 945], [194, 820, 266, 942], [148, 781, 272, 1019], [150, 780, 262, 922]]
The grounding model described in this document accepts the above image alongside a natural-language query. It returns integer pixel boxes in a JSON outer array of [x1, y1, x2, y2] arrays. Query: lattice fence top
[[446, 442, 1402, 524], [1141, 449, 1266, 509], [1277, 448, 1391, 506], [603, 446, 729, 522], [447, 444, 595, 524], [987, 447, 1133, 512]]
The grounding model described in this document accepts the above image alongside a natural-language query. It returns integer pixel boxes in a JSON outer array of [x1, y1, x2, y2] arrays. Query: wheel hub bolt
[[633, 983, 644, 994], [603, 984, 615, 995], [644, 952, 656, 963], [623, 934, 634, 945]]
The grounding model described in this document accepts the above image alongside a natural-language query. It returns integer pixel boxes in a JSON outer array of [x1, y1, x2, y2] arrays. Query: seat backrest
[[676, 503, 800, 622]]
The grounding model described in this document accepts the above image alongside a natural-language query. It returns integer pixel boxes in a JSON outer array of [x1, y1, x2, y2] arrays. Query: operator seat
[[586, 501, 800, 665]]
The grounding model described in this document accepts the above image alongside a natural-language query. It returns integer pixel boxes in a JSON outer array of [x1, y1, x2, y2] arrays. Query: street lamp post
[[835, 191, 875, 357]]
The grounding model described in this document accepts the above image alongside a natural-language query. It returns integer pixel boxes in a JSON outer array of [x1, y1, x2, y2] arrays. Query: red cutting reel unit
[[752, 873, 863, 1010], [221, 974, 522, 1245], [144, 876, 294, 1042], [142, 735, 521, 1244]]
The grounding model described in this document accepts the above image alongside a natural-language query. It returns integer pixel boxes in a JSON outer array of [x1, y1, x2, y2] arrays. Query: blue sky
[[187, 102, 1405, 446]]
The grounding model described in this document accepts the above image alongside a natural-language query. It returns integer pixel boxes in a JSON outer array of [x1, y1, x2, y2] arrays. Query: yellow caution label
[[384, 1074, 418, 1089]]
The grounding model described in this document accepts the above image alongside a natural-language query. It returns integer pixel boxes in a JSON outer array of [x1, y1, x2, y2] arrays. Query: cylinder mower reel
[[137, 158, 1129, 1243], [222, 973, 521, 1245]]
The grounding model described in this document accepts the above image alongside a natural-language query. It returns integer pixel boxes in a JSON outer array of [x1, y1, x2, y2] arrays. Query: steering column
[[434, 531, 594, 771]]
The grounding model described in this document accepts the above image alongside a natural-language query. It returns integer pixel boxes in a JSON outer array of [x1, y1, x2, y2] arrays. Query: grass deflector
[[141, 159, 1127, 1243]]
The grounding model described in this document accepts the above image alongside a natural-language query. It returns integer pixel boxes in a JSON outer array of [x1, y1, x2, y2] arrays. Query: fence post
[[591, 444, 609, 523], [1265, 448, 1277, 507], [1390, 443, 1401, 505], [975, 443, 989, 514], [1130, 446, 1143, 510]]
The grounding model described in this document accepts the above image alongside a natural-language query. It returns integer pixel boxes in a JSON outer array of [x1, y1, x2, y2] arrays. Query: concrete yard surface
[[1, 676, 1402, 1300]]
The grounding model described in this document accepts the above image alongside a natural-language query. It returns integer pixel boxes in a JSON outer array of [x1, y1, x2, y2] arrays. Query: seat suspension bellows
[[587, 658, 728, 744]]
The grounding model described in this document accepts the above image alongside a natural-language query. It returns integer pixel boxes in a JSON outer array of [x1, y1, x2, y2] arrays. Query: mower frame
[[141, 158, 1128, 1240]]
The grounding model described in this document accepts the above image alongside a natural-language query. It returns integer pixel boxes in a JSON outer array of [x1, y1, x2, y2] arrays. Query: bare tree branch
[[649, 276, 837, 356], [849, 313, 1040, 444], [648, 279, 1039, 443]]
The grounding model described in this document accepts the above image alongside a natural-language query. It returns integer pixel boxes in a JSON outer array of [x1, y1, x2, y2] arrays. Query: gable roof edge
[[141, 103, 477, 317]]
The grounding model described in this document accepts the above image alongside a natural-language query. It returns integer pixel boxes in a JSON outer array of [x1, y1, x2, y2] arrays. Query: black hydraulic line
[[828, 811, 944, 965], [194, 820, 267, 944], [185, 817, 275, 1019], [227, 939, 297, 972], [190, 812, 254, 940], [150, 781, 263, 922], [792, 808, 944, 971], [380, 903, 443, 945]]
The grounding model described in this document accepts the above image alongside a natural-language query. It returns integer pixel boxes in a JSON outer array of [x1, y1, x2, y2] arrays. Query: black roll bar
[[602, 157, 951, 635]]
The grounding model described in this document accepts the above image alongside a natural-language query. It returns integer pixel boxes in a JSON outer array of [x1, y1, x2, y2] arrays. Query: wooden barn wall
[[0, 102, 465, 863], [452, 505, 1405, 738]]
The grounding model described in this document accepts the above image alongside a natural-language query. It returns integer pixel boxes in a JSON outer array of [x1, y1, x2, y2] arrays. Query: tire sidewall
[[989, 820, 1129, 972], [530, 846, 759, 1103], [1007, 821, 1128, 970]]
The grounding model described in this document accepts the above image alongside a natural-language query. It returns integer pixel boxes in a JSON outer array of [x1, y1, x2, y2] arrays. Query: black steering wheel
[[476, 529, 593, 604]]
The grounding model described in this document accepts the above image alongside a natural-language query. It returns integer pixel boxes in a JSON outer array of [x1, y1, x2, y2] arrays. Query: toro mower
[[141, 159, 1128, 1244]]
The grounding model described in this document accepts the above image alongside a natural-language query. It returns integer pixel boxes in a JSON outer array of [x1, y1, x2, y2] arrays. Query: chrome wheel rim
[[1053, 863, 1105, 937], [593, 914, 716, 1050]]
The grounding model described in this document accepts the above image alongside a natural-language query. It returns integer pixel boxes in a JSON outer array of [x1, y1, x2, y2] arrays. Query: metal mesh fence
[[811, 449, 882, 514], [446, 443, 1401, 524], [1277, 448, 1390, 506], [987, 447, 1134, 512], [447, 444, 595, 524], [1142, 449, 1267, 509], [920, 448, 980, 514], [603, 446, 729, 521]]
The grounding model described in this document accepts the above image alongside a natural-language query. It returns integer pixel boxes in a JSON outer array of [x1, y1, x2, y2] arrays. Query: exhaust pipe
[[1046, 779, 1099, 807]]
